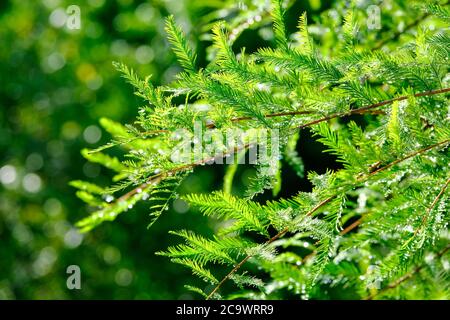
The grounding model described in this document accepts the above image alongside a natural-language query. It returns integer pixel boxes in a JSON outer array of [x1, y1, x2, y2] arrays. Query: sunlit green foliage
[[75, 0, 450, 300]]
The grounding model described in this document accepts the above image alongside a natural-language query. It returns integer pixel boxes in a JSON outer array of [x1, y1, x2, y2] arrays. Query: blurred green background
[[0, 0, 334, 299]]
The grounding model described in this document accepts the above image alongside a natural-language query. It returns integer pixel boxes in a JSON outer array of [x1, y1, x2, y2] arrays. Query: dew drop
[[104, 195, 114, 203]]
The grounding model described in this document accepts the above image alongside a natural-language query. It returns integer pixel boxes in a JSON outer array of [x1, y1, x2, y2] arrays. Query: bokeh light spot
[[0, 165, 17, 185], [22, 173, 42, 193], [115, 268, 133, 287], [83, 125, 102, 144]]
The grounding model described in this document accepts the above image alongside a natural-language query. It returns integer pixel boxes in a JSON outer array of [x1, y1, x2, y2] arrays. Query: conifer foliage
[[73, 0, 450, 299]]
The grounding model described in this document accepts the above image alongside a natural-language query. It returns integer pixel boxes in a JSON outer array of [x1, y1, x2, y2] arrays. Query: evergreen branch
[[165, 15, 197, 73], [412, 177, 450, 237], [367, 139, 450, 176], [300, 216, 365, 264], [373, 13, 430, 50], [113, 62, 165, 108], [340, 217, 363, 236], [206, 139, 450, 299], [206, 226, 289, 300], [102, 143, 253, 209], [302, 140, 450, 262], [271, 0, 289, 50], [147, 178, 183, 229], [102, 88, 450, 228], [207, 87, 449, 129], [77, 3, 450, 298], [258, 48, 343, 83], [364, 244, 450, 300], [212, 22, 236, 64], [373, 0, 450, 50], [206, 110, 314, 129], [205, 196, 334, 300], [296, 87, 450, 130]]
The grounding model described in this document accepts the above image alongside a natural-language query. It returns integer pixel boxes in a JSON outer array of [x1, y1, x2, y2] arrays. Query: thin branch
[[205, 196, 334, 300], [140, 88, 449, 134], [140, 87, 450, 138], [142, 129, 170, 135], [104, 87, 449, 254], [207, 88, 449, 129], [413, 177, 450, 237], [372, 0, 450, 50], [206, 110, 314, 129], [115, 87, 449, 208], [206, 139, 450, 299], [373, 13, 430, 51], [295, 87, 450, 130], [368, 140, 450, 177], [301, 216, 365, 264], [364, 244, 450, 300], [302, 145, 450, 263], [116, 175, 164, 203], [340, 217, 364, 236], [114, 143, 253, 204]]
